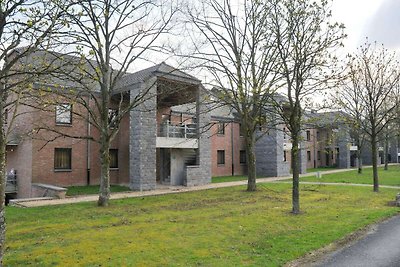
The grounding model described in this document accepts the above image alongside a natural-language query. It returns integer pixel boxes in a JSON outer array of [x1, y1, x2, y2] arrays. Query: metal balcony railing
[[159, 121, 197, 139]]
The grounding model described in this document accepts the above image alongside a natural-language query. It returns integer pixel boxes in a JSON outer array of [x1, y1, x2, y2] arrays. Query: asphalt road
[[315, 215, 400, 267]]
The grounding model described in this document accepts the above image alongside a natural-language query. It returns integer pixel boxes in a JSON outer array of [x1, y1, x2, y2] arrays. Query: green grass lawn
[[212, 175, 247, 183], [301, 165, 400, 186], [66, 185, 130, 196], [5, 183, 399, 266], [307, 166, 338, 173]]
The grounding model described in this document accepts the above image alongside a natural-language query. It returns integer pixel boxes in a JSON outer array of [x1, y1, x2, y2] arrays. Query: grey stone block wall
[[195, 86, 211, 184], [255, 128, 290, 177], [338, 126, 351, 168], [389, 138, 399, 163], [184, 166, 210, 186], [129, 77, 157, 191], [361, 141, 380, 165]]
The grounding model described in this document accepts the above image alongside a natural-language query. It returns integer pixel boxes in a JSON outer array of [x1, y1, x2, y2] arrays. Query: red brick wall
[[211, 122, 246, 177]]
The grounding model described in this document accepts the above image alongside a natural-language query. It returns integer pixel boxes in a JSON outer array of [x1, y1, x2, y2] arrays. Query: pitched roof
[[116, 62, 201, 92]]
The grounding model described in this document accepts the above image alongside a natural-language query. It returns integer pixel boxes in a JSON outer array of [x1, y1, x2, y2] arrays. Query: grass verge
[[306, 166, 338, 173], [212, 175, 247, 183], [66, 185, 130, 196], [5, 183, 399, 266], [301, 165, 400, 186]]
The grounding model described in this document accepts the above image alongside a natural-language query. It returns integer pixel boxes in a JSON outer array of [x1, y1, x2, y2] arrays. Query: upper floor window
[[316, 131, 320, 141], [217, 122, 225, 135], [55, 104, 72, 125], [306, 130, 311, 141], [239, 123, 244, 137]]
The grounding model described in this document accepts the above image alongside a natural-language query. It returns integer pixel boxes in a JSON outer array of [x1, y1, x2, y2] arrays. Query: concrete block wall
[[255, 128, 290, 177], [129, 77, 157, 191], [337, 126, 351, 168], [195, 86, 211, 184]]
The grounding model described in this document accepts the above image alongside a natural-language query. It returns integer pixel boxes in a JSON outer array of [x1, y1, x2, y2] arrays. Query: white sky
[[331, 0, 399, 52]]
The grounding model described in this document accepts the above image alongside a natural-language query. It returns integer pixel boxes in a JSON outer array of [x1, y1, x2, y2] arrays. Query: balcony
[[157, 121, 198, 149]]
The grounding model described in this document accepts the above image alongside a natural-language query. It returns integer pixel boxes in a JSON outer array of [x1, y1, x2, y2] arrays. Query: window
[[283, 151, 287, 162], [307, 151, 311, 161], [316, 131, 320, 141], [109, 149, 118, 169], [54, 148, 72, 170], [217, 150, 225, 165], [108, 109, 118, 128], [55, 104, 72, 125], [240, 150, 246, 164], [239, 123, 244, 137], [317, 151, 321, 160], [306, 130, 311, 141], [217, 122, 225, 135], [283, 128, 287, 140]]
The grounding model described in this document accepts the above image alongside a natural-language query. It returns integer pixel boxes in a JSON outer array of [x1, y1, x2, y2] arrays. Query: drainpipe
[[86, 95, 91, 185], [231, 122, 234, 176]]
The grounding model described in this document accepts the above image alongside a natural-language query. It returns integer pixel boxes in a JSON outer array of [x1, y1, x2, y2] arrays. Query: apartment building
[[5, 53, 358, 199]]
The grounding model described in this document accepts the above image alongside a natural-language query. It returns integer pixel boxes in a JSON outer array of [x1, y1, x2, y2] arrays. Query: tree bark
[[356, 138, 363, 174], [246, 129, 257, 192], [0, 135, 6, 264], [371, 133, 379, 192], [98, 134, 111, 206], [291, 133, 300, 214], [357, 155, 363, 174]]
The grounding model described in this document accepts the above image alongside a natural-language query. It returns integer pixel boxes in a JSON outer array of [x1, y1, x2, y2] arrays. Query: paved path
[[315, 215, 400, 267], [11, 165, 398, 208]]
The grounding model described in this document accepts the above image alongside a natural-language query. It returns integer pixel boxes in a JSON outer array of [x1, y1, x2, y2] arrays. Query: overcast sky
[[332, 0, 399, 51]]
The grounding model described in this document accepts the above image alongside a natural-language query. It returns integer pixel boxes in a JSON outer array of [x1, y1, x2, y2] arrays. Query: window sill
[[54, 169, 72, 172], [56, 123, 72, 127], [217, 134, 225, 137], [240, 163, 246, 166], [217, 164, 225, 167], [110, 168, 119, 171]]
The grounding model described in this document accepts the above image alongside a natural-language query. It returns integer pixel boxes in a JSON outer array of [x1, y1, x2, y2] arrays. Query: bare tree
[[40, 0, 177, 206], [346, 42, 400, 192], [186, 0, 280, 191], [333, 65, 367, 174], [268, 0, 345, 213], [0, 0, 64, 263]]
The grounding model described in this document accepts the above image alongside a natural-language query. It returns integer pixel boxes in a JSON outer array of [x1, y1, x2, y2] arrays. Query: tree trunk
[[246, 130, 257, 192], [371, 134, 379, 192], [291, 133, 300, 214], [98, 134, 111, 206], [0, 130, 6, 264], [357, 148, 362, 174]]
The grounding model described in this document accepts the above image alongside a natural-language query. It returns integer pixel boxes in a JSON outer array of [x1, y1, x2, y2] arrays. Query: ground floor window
[[283, 151, 287, 162], [54, 148, 72, 170], [307, 151, 311, 161], [109, 149, 118, 169], [240, 150, 246, 164], [217, 150, 225, 165]]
